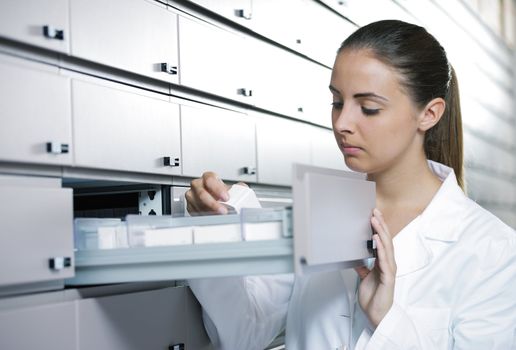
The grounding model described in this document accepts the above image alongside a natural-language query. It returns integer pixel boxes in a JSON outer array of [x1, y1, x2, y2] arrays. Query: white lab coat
[[189, 160, 516, 349]]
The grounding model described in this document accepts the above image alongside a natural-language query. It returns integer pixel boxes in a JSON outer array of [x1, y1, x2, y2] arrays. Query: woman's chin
[[344, 157, 368, 173]]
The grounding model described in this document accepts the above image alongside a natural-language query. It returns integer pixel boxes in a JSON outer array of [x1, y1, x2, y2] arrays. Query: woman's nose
[[333, 107, 356, 134]]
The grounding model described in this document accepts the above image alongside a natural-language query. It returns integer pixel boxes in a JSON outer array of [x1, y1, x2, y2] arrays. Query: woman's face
[[330, 49, 423, 174]]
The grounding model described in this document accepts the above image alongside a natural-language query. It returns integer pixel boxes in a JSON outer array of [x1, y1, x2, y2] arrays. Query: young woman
[[186, 20, 516, 349]]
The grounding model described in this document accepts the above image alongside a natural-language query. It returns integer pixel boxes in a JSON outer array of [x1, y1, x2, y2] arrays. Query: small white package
[[219, 184, 261, 213]]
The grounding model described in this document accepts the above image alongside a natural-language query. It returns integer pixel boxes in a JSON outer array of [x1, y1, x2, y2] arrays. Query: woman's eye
[[331, 102, 344, 109], [361, 106, 380, 116]]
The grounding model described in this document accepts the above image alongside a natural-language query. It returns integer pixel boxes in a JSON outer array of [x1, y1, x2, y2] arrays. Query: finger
[[371, 216, 396, 272], [373, 233, 388, 273], [354, 266, 370, 280], [203, 172, 230, 201], [373, 232, 396, 281], [190, 180, 227, 215], [373, 208, 391, 238]]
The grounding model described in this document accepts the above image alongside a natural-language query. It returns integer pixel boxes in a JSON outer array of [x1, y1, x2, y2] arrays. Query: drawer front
[[72, 79, 182, 175], [0, 302, 76, 350], [256, 115, 311, 186], [248, 38, 305, 120], [178, 16, 251, 103], [0, 55, 72, 166], [78, 287, 187, 350], [181, 104, 257, 182], [70, 0, 178, 84], [310, 127, 348, 171], [0, 186, 74, 287], [0, 0, 70, 53], [188, 0, 253, 29]]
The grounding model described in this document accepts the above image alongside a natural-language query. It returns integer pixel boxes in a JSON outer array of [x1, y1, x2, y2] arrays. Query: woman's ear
[[418, 97, 446, 131]]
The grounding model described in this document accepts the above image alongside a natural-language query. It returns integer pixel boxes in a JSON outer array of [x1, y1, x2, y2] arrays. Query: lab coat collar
[[392, 160, 467, 277]]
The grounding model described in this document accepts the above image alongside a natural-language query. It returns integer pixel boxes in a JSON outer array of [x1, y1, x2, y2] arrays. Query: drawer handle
[[164, 157, 180, 167], [49, 257, 72, 271], [242, 166, 256, 175], [237, 88, 253, 97], [168, 344, 185, 350], [46, 142, 69, 154], [43, 25, 64, 40], [235, 9, 252, 20], [161, 63, 178, 75]]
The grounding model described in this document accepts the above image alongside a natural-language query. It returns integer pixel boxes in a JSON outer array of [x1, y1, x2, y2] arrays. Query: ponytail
[[424, 66, 465, 191]]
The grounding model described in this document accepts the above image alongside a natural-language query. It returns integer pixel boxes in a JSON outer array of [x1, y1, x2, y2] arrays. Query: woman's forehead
[[330, 49, 402, 96]]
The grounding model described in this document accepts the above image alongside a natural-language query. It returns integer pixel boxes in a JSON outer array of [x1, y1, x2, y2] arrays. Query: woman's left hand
[[354, 208, 397, 328]]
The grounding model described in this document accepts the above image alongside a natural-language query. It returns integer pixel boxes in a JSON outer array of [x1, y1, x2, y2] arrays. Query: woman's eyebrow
[[353, 92, 389, 101], [329, 85, 340, 94]]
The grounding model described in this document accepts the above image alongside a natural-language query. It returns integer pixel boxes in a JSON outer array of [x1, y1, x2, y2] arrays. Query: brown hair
[[338, 20, 465, 190]]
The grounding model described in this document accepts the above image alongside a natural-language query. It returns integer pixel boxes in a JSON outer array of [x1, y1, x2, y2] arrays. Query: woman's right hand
[[185, 171, 232, 216]]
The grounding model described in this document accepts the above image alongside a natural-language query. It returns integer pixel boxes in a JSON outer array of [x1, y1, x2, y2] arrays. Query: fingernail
[[374, 208, 382, 216], [218, 206, 227, 215], [221, 193, 229, 202]]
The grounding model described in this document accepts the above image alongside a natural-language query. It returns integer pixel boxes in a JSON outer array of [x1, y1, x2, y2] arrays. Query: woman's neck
[[367, 151, 443, 235]]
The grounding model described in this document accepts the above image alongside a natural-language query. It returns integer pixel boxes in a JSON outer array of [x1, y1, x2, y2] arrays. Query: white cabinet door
[[178, 16, 252, 104], [256, 114, 311, 186], [248, 38, 305, 121], [0, 302, 76, 350], [70, 0, 178, 84], [189, 0, 253, 27], [302, 64, 333, 128], [310, 127, 349, 171], [181, 104, 257, 182], [0, 185, 74, 287], [250, 0, 303, 51], [72, 79, 181, 175], [295, 0, 357, 66], [0, 55, 72, 166], [78, 287, 187, 350], [0, 0, 70, 54]]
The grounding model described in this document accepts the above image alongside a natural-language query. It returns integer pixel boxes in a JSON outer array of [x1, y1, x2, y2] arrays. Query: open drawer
[[68, 164, 376, 285]]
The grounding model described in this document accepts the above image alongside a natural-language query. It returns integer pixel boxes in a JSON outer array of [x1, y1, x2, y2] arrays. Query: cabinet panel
[[70, 0, 178, 83], [302, 64, 333, 127], [178, 16, 251, 103], [0, 0, 69, 54], [72, 79, 181, 175], [310, 127, 349, 171], [78, 287, 187, 350], [0, 55, 72, 166], [0, 302, 76, 350], [181, 104, 257, 182], [248, 38, 305, 120], [0, 185, 74, 287], [188, 0, 253, 28], [256, 115, 311, 186]]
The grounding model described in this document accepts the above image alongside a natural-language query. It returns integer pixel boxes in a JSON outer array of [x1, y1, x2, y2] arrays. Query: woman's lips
[[341, 143, 363, 155]]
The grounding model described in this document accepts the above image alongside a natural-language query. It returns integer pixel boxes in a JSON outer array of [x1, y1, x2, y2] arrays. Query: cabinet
[[70, 0, 179, 84], [0, 0, 70, 54], [190, 0, 253, 26], [0, 55, 72, 166], [0, 302, 76, 350], [0, 185, 74, 287], [248, 38, 306, 121], [181, 104, 257, 182], [77, 287, 188, 350], [178, 15, 252, 103], [72, 79, 182, 175], [256, 114, 311, 186], [310, 127, 348, 171]]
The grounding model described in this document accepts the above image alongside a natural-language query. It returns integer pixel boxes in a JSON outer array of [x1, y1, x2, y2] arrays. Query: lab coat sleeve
[[188, 274, 294, 350], [355, 234, 516, 350]]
